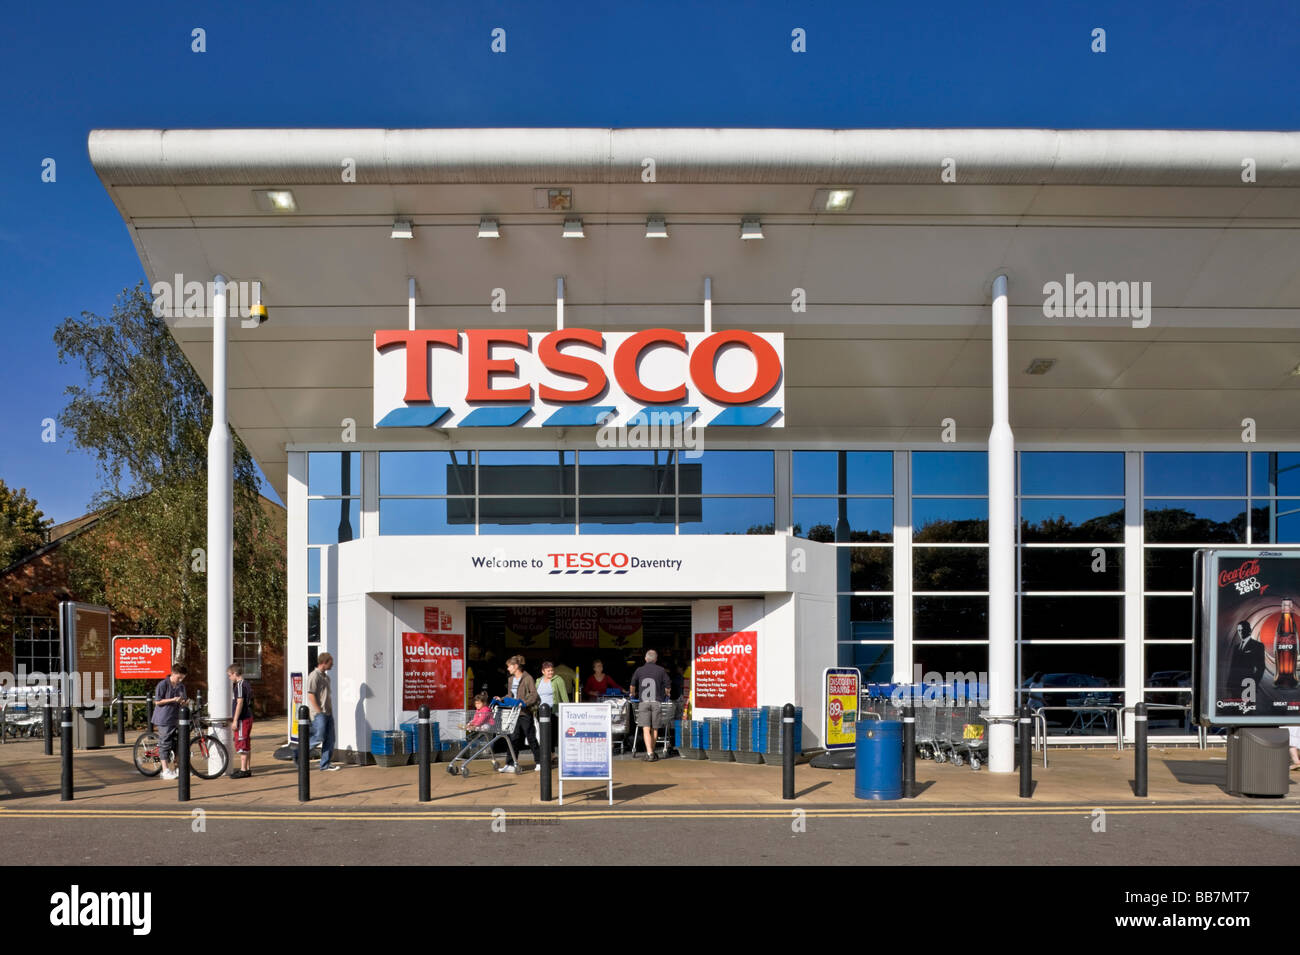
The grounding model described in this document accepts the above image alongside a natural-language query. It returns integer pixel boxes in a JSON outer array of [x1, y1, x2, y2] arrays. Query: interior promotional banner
[[554, 606, 598, 646], [693, 631, 758, 708], [402, 632, 466, 711], [1199, 550, 1300, 724], [598, 607, 643, 649], [505, 606, 550, 648], [112, 636, 173, 680], [423, 606, 452, 632]]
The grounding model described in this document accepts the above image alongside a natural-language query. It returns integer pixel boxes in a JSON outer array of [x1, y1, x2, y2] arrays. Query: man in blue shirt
[[152, 664, 188, 779]]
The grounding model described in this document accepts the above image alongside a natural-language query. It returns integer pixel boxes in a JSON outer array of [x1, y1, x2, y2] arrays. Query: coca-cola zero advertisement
[[1200, 551, 1300, 724]]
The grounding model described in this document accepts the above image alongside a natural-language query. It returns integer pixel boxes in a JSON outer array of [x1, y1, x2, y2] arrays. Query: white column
[[892, 451, 913, 683], [1123, 451, 1144, 742], [556, 277, 565, 330], [287, 450, 307, 742], [207, 276, 234, 767], [988, 274, 1015, 773], [703, 276, 712, 333]]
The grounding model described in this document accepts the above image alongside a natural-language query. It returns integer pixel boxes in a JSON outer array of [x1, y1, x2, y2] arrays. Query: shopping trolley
[[445, 700, 523, 777]]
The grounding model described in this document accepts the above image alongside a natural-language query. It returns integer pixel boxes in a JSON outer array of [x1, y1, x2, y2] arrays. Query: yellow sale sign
[[824, 668, 860, 750]]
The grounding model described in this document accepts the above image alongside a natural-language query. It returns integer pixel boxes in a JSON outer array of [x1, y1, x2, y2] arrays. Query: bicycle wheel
[[189, 734, 229, 779], [133, 732, 163, 776]]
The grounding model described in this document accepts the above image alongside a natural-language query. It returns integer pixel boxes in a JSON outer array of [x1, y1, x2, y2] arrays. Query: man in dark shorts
[[227, 663, 254, 778], [629, 650, 671, 761], [152, 664, 188, 779]]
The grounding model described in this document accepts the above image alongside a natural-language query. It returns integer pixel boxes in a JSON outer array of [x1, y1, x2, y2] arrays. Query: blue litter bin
[[854, 720, 902, 800]]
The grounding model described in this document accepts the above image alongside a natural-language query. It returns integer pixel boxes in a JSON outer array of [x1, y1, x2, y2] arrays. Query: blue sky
[[1, 0, 1297, 524]]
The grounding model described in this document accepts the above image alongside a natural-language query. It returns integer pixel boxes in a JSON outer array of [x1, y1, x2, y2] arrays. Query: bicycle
[[133, 709, 229, 780]]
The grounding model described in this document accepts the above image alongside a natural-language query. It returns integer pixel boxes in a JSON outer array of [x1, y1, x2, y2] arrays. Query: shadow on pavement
[[1163, 759, 1227, 788], [793, 781, 831, 799], [608, 783, 675, 802]]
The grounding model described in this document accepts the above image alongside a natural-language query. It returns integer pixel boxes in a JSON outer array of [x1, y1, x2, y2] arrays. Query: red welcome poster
[[692, 631, 758, 708], [402, 631, 465, 710]]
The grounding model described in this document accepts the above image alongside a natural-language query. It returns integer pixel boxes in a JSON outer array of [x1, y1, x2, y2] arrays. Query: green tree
[[0, 481, 51, 568], [54, 283, 285, 665]]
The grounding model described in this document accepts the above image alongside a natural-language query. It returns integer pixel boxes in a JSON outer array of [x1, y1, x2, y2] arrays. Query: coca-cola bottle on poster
[[1276, 598, 1299, 689]]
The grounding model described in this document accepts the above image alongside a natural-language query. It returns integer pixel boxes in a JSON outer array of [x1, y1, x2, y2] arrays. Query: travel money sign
[[373, 328, 784, 428]]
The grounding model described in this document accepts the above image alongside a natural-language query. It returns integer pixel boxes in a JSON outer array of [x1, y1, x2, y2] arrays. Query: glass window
[[379, 499, 476, 535], [1144, 643, 1193, 688], [1020, 452, 1124, 496], [1144, 501, 1246, 543], [13, 617, 60, 675], [308, 499, 360, 545], [1144, 596, 1194, 640], [848, 597, 893, 640], [579, 451, 677, 496], [912, 451, 987, 495], [912, 645, 989, 684], [793, 451, 892, 495], [578, 497, 675, 525], [307, 548, 320, 594], [1142, 690, 1195, 736], [913, 547, 988, 592], [1021, 596, 1123, 640], [1250, 505, 1300, 544], [1020, 644, 1123, 691], [1251, 452, 1300, 497], [580, 517, 676, 535], [678, 497, 775, 535], [1020, 500, 1124, 542], [478, 451, 574, 496], [478, 497, 575, 528], [679, 451, 774, 495], [914, 596, 987, 640], [913, 500, 988, 542], [1144, 548, 1198, 592], [308, 451, 361, 497], [379, 451, 475, 496], [234, 621, 262, 681], [848, 548, 893, 592], [1144, 452, 1245, 497], [838, 642, 894, 679], [792, 498, 893, 542], [307, 598, 320, 644], [1021, 547, 1122, 592]]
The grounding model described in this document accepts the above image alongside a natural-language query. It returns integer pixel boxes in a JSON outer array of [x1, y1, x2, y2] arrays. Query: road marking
[[0, 805, 1297, 823]]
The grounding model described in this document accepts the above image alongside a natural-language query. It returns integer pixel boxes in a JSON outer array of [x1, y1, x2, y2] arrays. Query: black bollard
[[782, 703, 795, 800], [147, 692, 154, 725], [1019, 704, 1033, 799], [59, 707, 73, 801], [539, 704, 552, 802], [418, 704, 431, 803], [297, 705, 311, 802], [43, 698, 54, 756], [1134, 702, 1148, 797], [903, 702, 916, 798], [176, 706, 190, 802], [115, 697, 126, 745]]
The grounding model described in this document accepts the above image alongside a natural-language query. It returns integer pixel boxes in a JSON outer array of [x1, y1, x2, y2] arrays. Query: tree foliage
[[54, 284, 285, 662], [0, 481, 51, 568]]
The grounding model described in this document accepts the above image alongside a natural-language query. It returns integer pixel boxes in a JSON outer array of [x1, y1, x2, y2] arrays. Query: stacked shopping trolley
[[672, 706, 804, 764]]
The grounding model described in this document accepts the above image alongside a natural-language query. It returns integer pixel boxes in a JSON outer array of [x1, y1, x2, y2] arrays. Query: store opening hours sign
[[692, 631, 758, 708], [112, 636, 173, 680], [402, 632, 465, 711]]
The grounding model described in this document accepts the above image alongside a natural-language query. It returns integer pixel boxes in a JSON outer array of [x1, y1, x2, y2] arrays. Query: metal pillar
[[207, 276, 233, 758], [988, 274, 1015, 773]]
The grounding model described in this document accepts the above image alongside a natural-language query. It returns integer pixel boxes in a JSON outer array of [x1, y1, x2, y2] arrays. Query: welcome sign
[[373, 328, 783, 429]]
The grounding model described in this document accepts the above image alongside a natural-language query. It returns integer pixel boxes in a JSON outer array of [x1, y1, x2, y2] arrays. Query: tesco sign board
[[112, 636, 174, 680], [374, 328, 783, 429]]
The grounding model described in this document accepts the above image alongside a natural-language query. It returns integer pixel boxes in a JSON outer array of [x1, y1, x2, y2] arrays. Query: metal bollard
[[297, 705, 311, 802], [903, 703, 916, 798], [60, 707, 73, 801], [1134, 702, 1148, 797], [539, 704, 552, 802], [1019, 704, 1033, 799], [115, 697, 126, 745], [147, 692, 154, 725], [43, 700, 54, 756], [177, 706, 190, 802], [418, 704, 431, 803], [782, 703, 795, 800]]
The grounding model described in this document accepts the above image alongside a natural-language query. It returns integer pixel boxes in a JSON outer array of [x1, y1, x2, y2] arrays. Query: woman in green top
[[535, 661, 568, 766]]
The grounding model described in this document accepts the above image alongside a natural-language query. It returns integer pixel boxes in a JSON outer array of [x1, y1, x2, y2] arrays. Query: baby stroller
[[446, 699, 524, 777]]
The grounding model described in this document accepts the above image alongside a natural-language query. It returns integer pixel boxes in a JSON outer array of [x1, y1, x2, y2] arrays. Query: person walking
[[152, 664, 188, 779], [629, 650, 671, 761], [295, 653, 338, 772], [227, 663, 254, 778], [535, 661, 569, 768], [500, 655, 538, 774]]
